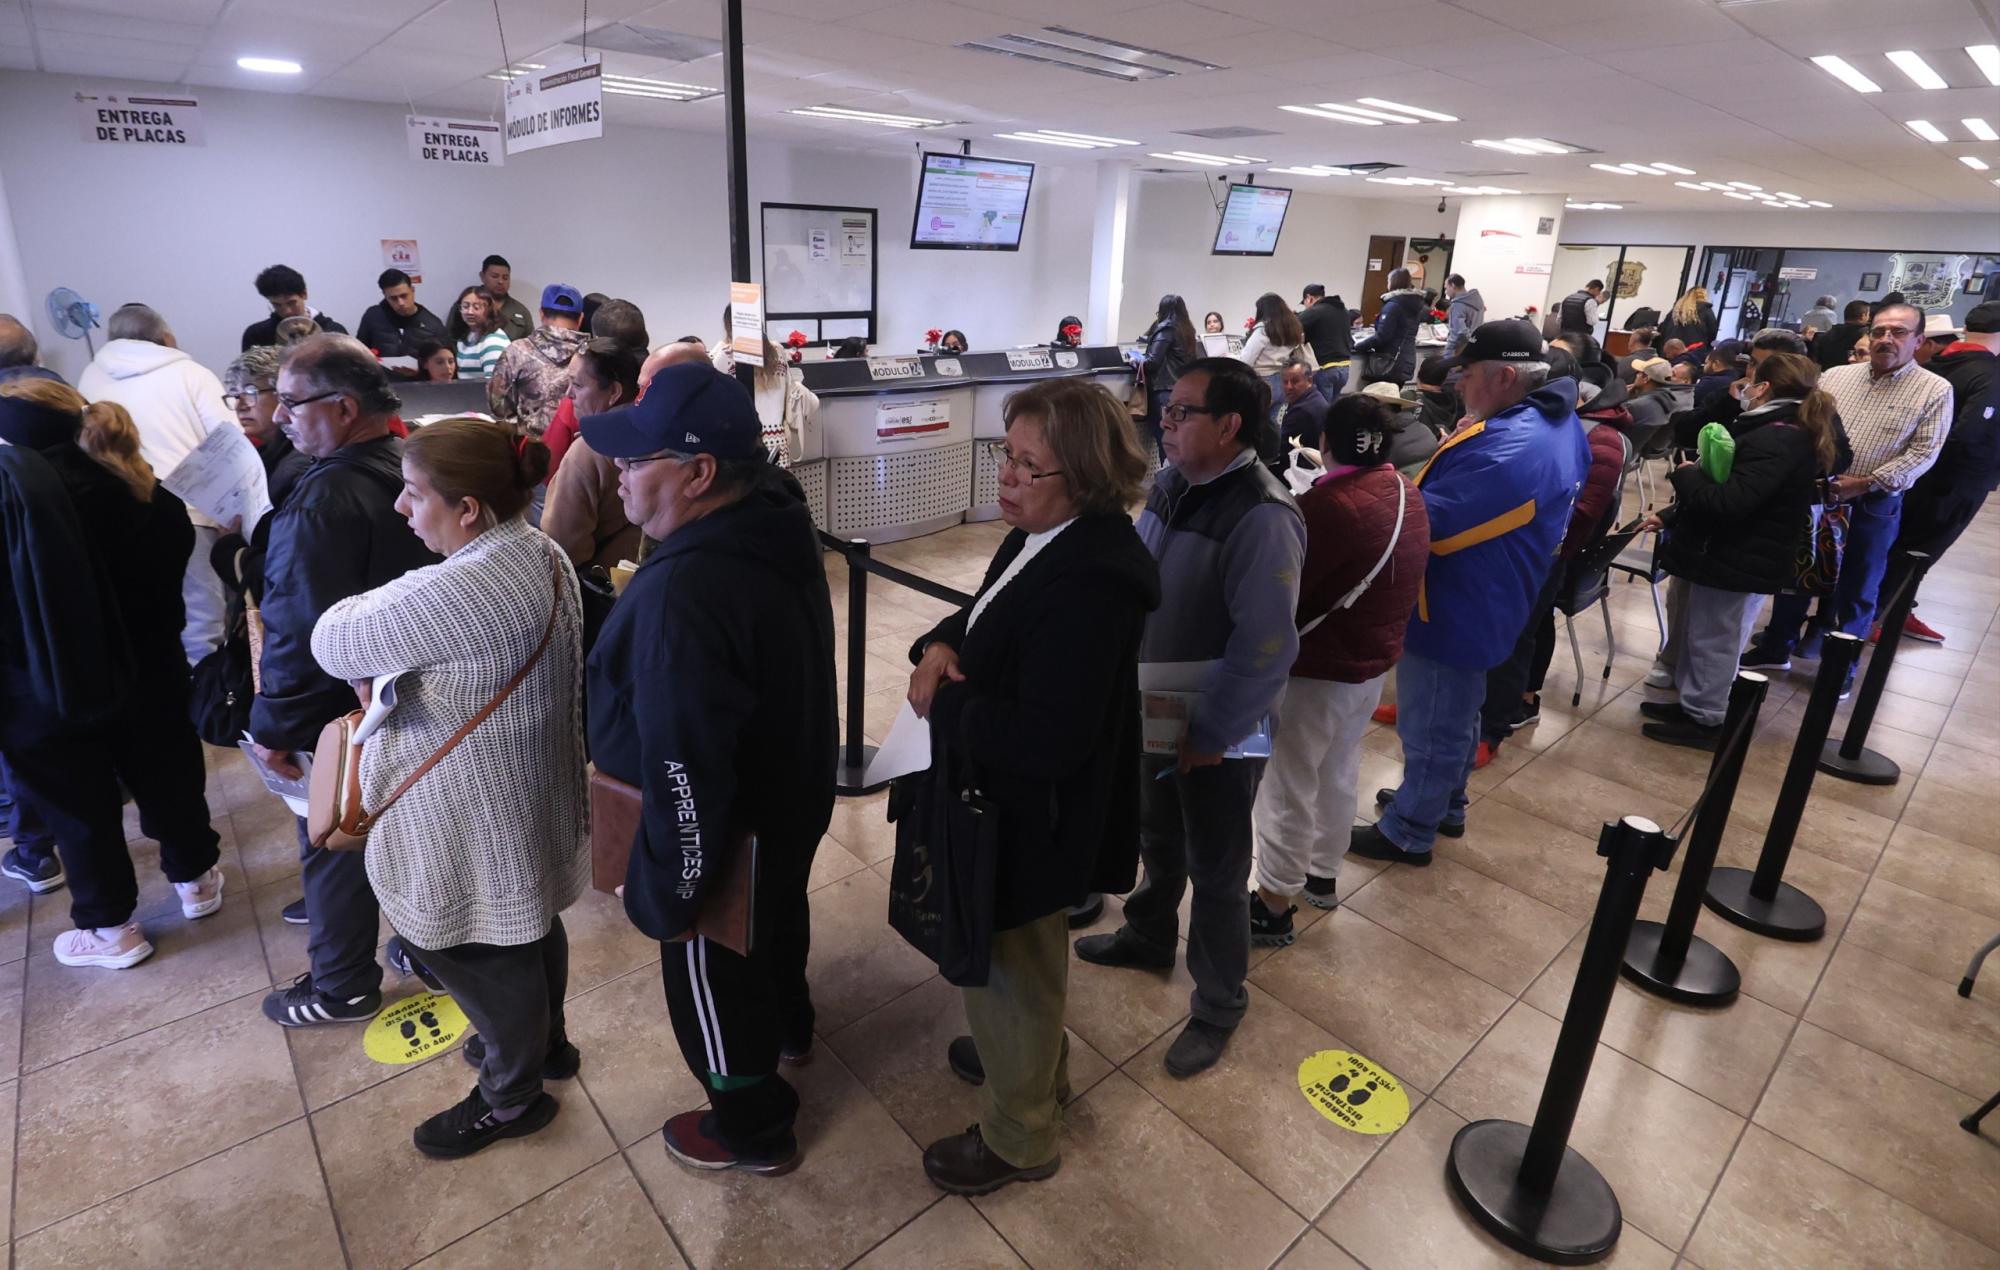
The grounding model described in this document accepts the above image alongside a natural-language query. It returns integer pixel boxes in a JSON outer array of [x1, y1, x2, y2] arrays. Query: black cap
[[1965, 301, 2000, 334], [1433, 318, 1543, 370], [579, 362, 766, 462]]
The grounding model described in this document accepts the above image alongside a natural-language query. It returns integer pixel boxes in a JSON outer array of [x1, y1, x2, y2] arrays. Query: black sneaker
[[261, 973, 383, 1027], [1374, 788, 1463, 839], [779, 1030, 816, 1067], [1348, 822, 1433, 866], [385, 935, 444, 992], [1641, 717, 1722, 751], [413, 1086, 559, 1159], [462, 1032, 581, 1080], [1302, 875, 1339, 910], [1739, 646, 1791, 672], [1074, 927, 1176, 970], [1164, 1018, 1234, 1077], [1, 847, 64, 894], [281, 898, 308, 924], [1795, 629, 1825, 661], [663, 1109, 800, 1176], [1249, 894, 1297, 947], [1511, 695, 1542, 729], [1065, 894, 1105, 929], [1638, 700, 1689, 722]]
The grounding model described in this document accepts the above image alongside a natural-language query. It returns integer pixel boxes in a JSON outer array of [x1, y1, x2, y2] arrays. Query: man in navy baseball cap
[[580, 360, 769, 540]]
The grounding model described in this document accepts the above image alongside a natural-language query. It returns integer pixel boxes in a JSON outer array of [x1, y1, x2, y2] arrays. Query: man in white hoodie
[[78, 304, 267, 665]]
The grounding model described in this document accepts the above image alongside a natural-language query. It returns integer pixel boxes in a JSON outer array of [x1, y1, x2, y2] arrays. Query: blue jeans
[[0, 754, 53, 862], [1761, 491, 1903, 654], [1379, 650, 1487, 853], [1313, 365, 1350, 401]]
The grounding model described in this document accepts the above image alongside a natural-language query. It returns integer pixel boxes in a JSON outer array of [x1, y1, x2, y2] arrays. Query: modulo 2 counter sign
[[76, 90, 205, 147]]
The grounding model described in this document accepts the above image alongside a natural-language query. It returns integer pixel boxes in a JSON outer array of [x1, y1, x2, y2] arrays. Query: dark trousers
[[414, 917, 569, 1111], [1481, 567, 1564, 744], [1895, 482, 1989, 603], [1762, 490, 1903, 653], [1122, 755, 1261, 1030], [1, 673, 219, 929], [1140, 390, 1171, 465], [294, 816, 383, 998], [0, 754, 53, 861], [659, 836, 816, 1154]]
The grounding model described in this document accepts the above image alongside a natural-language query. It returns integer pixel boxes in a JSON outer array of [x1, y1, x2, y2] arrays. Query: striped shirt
[[1819, 359, 1953, 492], [456, 331, 510, 380]]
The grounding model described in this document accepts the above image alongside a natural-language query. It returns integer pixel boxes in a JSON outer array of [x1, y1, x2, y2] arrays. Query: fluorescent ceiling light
[[960, 27, 1220, 81], [1149, 151, 1264, 166], [1773, 191, 1800, 199], [1724, 191, 1755, 199], [1886, 50, 1948, 90], [1960, 155, 1991, 170], [1652, 162, 1697, 175], [1782, 200, 1812, 208], [237, 56, 301, 74], [1283, 104, 1383, 126], [1964, 118, 1999, 141], [1505, 137, 1571, 154], [789, 105, 946, 127], [1810, 54, 1881, 93], [994, 132, 1096, 148], [1674, 181, 1707, 190], [1564, 202, 1622, 210], [1270, 165, 1356, 176], [1471, 139, 1537, 154], [1354, 98, 1458, 122], [1314, 102, 1422, 123], [1727, 181, 1762, 190], [1621, 164, 1668, 175], [1807, 200, 1833, 207], [994, 130, 1135, 148], [1590, 163, 1634, 174], [1698, 181, 1733, 189], [1970, 45, 2000, 85], [485, 62, 545, 80], [604, 85, 710, 100], [1905, 119, 1949, 142]]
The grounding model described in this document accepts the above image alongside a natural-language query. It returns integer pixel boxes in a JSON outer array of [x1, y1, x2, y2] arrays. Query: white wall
[[1118, 173, 1447, 339], [0, 70, 1097, 380], [1445, 196, 1567, 326]]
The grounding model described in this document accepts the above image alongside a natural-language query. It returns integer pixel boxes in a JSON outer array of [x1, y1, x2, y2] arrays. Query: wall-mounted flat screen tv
[[1212, 183, 1292, 256], [911, 152, 1035, 251]]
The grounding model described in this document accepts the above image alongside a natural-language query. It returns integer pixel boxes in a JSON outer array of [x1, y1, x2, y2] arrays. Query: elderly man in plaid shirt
[[1744, 303, 1953, 691]]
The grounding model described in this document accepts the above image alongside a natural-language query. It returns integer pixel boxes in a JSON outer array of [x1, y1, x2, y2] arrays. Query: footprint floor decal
[[363, 992, 471, 1066], [1298, 1050, 1410, 1135]]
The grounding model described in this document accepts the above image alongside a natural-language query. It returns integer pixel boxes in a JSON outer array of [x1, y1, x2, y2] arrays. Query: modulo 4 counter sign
[[911, 153, 1036, 251]]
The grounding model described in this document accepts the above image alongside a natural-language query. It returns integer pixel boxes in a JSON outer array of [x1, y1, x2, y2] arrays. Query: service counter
[[795, 346, 1133, 542]]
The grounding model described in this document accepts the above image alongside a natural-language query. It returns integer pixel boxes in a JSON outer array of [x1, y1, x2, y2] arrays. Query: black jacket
[[1281, 386, 1332, 449], [1657, 302, 1718, 351], [354, 303, 449, 359], [239, 312, 348, 351], [1659, 399, 1819, 593], [587, 467, 837, 942], [914, 513, 1160, 928], [250, 435, 438, 752], [1812, 321, 1869, 371], [1141, 320, 1194, 394], [1355, 290, 1426, 382], [1298, 300, 1353, 363], [259, 431, 312, 515], [36, 444, 192, 676], [1917, 347, 2000, 494]]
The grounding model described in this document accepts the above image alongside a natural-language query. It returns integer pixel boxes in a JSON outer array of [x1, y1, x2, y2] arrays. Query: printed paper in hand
[[161, 423, 271, 532], [863, 700, 932, 787], [238, 736, 313, 817], [1138, 661, 1273, 759]]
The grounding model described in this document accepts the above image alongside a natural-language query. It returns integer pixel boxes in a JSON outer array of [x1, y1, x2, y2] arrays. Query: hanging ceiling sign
[[505, 57, 603, 155], [407, 116, 505, 167], [75, 89, 204, 147]]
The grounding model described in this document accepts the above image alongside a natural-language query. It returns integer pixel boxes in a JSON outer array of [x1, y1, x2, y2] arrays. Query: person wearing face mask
[[541, 339, 646, 570], [905, 378, 1158, 1195], [1640, 353, 1840, 748], [310, 417, 585, 1158]]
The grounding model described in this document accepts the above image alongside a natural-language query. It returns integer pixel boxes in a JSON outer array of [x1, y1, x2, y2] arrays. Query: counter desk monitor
[[910, 152, 1035, 251], [1212, 183, 1292, 257]]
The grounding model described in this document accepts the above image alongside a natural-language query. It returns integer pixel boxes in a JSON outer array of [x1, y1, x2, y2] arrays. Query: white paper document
[[863, 700, 932, 787], [238, 736, 313, 817], [162, 423, 271, 532], [1138, 661, 1272, 759], [351, 672, 403, 744]]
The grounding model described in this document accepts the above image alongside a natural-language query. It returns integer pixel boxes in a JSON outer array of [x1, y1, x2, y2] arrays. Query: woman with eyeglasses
[[904, 377, 1158, 1196], [453, 287, 511, 380], [225, 345, 312, 518]]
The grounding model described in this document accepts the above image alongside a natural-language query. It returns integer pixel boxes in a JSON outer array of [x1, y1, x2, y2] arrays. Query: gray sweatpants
[[1672, 583, 1762, 725], [413, 917, 570, 1111]]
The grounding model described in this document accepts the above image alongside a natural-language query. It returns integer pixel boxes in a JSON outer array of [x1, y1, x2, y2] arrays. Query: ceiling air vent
[[577, 23, 724, 63], [957, 28, 1223, 81], [1174, 125, 1281, 141]]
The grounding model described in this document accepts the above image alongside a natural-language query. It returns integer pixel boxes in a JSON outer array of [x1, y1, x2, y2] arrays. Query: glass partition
[[1699, 246, 2000, 334], [1552, 243, 1694, 340]]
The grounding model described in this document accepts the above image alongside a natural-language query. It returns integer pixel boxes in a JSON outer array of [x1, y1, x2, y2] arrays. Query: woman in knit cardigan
[[311, 417, 588, 1160]]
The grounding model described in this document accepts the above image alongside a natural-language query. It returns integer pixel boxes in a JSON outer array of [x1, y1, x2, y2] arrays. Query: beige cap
[[1360, 380, 1419, 408]]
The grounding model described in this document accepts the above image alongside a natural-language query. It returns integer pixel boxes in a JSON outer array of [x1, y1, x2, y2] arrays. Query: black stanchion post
[[1622, 672, 1769, 1005], [835, 539, 884, 796], [1819, 551, 1931, 786], [1704, 632, 1861, 941], [1447, 815, 1675, 1265]]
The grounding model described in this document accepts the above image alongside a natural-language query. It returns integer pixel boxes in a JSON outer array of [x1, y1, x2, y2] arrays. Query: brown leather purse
[[305, 553, 562, 851], [589, 770, 758, 956]]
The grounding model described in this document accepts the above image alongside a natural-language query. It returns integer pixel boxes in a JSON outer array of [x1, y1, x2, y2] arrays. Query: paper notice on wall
[[161, 423, 272, 533], [1479, 228, 1522, 258], [406, 116, 505, 167], [876, 397, 950, 443], [75, 89, 203, 146], [1514, 262, 1552, 275], [809, 229, 831, 260], [841, 217, 870, 258], [380, 239, 421, 284], [505, 57, 603, 155], [729, 282, 765, 368]]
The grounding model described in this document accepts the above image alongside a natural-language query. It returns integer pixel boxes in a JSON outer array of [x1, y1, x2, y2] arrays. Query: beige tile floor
[[3, 495, 1998, 1269]]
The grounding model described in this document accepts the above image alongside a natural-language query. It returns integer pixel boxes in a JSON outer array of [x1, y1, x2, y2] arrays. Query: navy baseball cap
[[580, 361, 765, 462], [540, 284, 583, 314], [1433, 318, 1544, 370]]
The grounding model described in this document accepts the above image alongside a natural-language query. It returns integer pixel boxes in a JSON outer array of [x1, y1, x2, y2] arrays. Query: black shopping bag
[[885, 740, 997, 987]]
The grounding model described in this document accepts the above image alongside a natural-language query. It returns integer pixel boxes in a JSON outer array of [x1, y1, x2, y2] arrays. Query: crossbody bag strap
[[1297, 476, 1408, 638], [356, 550, 563, 832]]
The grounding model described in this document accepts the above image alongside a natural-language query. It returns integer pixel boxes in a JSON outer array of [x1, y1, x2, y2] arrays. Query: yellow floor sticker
[[362, 992, 470, 1065], [1299, 1049, 1410, 1135]]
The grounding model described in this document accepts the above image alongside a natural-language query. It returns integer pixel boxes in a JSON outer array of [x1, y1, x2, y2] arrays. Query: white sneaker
[[1644, 666, 1674, 689], [175, 867, 225, 919], [53, 923, 154, 969]]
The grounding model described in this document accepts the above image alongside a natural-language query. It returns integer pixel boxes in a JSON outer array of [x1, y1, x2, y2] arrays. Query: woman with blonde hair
[[903, 377, 1159, 1195], [311, 416, 587, 1159], [1659, 285, 1720, 352], [0, 379, 223, 968]]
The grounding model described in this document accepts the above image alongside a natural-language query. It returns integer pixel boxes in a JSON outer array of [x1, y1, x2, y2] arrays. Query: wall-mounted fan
[[46, 287, 102, 356]]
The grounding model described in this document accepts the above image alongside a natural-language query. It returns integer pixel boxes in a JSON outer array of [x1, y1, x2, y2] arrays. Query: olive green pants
[[961, 909, 1072, 1168]]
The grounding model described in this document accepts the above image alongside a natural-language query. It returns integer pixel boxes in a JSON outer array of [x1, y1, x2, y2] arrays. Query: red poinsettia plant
[[1428, 307, 1448, 321], [924, 327, 942, 349], [1061, 321, 1083, 343], [1243, 316, 1256, 331], [785, 329, 808, 364]]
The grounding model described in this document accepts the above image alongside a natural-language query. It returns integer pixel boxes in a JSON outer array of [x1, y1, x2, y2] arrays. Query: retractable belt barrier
[[1820, 550, 1932, 786]]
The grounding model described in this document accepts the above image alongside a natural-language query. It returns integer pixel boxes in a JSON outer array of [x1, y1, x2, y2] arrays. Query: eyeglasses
[[613, 449, 694, 471], [222, 386, 274, 409], [1160, 402, 1217, 425], [984, 441, 1065, 482], [275, 388, 345, 412], [1869, 325, 1916, 340]]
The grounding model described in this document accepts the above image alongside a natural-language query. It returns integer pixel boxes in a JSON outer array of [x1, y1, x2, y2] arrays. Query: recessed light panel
[[1810, 54, 1882, 93], [1886, 50, 1948, 90]]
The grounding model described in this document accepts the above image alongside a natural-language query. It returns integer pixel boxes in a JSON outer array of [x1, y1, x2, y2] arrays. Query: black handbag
[[188, 547, 254, 746], [886, 735, 998, 987]]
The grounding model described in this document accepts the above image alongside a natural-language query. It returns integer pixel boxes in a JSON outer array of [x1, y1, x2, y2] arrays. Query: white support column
[[1447, 196, 1568, 325], [1085, 160, 1132, 346]]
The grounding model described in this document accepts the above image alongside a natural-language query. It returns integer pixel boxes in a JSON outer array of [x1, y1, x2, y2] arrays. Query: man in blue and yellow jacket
[[1352, 320, 1590, 863]]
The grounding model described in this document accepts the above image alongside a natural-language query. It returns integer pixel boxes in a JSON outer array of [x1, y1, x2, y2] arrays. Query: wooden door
[[1360, 236, 1405, 323]]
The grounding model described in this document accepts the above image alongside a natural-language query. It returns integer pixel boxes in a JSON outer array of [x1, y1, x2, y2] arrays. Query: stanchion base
[[1816, 740, 1901, 786], [835, 746, 886, 798], [1446, 1119, 1621, 1265], [1620, 921, 1740, 1005], [1703, 867, 1825, 942]]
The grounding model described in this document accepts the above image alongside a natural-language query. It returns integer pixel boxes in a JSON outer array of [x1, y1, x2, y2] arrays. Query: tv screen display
[[911, 153, 1035, 251], [1212, 183, 1293, 256]]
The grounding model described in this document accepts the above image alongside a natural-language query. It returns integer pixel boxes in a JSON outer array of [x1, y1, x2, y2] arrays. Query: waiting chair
[[1961, 933, 2000, 1136], [1609, 526, 1669, 652], [1553, 434, 1633, 707]]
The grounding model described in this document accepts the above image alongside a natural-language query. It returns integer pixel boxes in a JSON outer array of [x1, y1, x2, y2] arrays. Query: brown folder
[[588, 768, 756, 956]]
